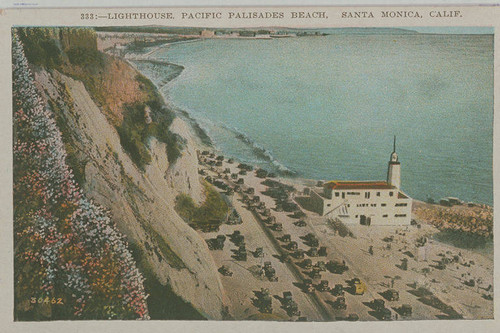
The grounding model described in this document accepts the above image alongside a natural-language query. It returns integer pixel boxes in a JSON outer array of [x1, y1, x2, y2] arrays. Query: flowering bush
[[13, 32, 149, 320]]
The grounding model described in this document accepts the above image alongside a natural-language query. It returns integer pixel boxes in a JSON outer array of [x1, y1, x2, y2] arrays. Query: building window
[[342, 192, 345, 199], [381, 203, 387, 207], [389, 192, 394, 197], [355, 215, 358, 218], [327, 204, 331, 207], [383, 214, 388, 218], [371, 204, 376, 207], [377, 192, 380, 197], [395, 214, 407, 217], [364, 192, 371, 199], [347, 204, 350, 207], [335, 192, 339, 197], [395, 203, 407, 207]]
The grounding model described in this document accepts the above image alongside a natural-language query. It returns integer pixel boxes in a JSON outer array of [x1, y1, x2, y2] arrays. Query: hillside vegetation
[[17, 27, 180, 172], [13, 33, 149, 320], [175, 182, 229, 228]]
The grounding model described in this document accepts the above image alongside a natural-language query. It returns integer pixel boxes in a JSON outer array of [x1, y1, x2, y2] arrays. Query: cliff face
[[34, 67, 226, 319]]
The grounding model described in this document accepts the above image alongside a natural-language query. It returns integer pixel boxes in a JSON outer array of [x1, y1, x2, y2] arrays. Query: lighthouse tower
[[387, 136, 401, 189]]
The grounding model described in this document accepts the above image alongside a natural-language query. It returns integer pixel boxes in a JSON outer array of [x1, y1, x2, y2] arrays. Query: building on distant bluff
[[308, 137, 412, 225]]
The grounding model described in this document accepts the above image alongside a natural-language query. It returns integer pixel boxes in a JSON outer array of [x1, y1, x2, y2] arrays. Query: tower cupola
[[387, 136, 401, 189]]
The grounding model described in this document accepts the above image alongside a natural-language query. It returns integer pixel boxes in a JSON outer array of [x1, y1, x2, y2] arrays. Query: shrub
[[17, 28, 63, 69], [116, 104, 152, 170], [66, 47, 104, 67], [175, 182, 228, 225]]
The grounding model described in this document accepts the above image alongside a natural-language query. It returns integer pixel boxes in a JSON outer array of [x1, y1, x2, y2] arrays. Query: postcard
[[0, 3, 498, 333]]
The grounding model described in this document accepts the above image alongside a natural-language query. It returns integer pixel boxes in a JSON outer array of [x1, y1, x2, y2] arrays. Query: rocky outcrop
[[413, 201, 493, 239], [34, 68, 226, 319]]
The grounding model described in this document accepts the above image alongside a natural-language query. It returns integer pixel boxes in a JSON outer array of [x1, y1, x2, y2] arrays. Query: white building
[[200, 30, 215, 38], [309, 137, 412, 226]]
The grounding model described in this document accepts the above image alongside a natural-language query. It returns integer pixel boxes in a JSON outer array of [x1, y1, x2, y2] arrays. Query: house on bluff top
[[308, 137, 412, 226]]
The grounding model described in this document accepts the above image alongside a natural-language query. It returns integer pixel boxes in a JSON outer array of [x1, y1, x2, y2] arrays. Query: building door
[[360, 215, 366, 225]]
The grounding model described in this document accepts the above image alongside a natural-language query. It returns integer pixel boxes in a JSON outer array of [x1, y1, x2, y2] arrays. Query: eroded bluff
[[34, 67, 227, 320]]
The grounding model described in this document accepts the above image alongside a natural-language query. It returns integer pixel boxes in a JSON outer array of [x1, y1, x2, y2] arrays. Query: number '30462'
[[30, 297, 64, 305]]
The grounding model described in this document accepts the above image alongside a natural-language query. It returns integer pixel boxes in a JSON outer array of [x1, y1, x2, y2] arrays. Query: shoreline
[[121, 38, 303, 178], [124, 43, 493, 249], [125, 37, 202, 61]]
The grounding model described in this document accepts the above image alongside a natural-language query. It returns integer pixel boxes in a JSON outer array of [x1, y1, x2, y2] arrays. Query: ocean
[[137, 32, 494, 205]]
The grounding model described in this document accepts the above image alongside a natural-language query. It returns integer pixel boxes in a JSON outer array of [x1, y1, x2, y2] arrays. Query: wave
[[170, 102, 296, 176], [220, 124, 297, 176], [136, 46, 297, 177], [173, 108, 213, 147]]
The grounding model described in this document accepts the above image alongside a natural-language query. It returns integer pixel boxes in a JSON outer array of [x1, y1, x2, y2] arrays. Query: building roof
[[398, 192, 408, 199], [324, 181, 395, 190]]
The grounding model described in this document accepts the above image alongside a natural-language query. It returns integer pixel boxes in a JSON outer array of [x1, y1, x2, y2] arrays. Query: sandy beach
[[193, 150, 493, 321]]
